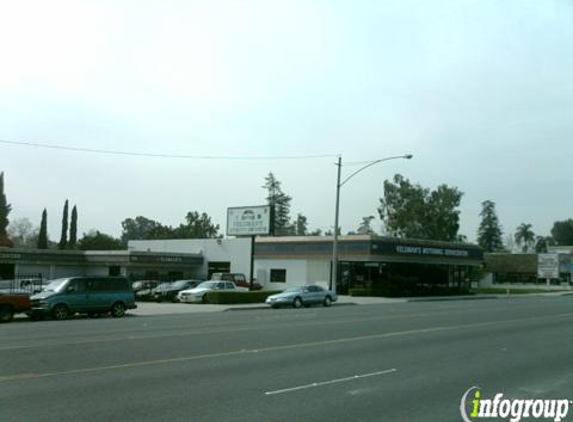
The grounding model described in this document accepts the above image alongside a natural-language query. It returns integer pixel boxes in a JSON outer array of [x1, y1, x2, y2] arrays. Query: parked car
[[210, 272, 261, 290], [132, 280, 161, 301], [177, 281, 241, 303], [152, 280, 203, 302], [0, 290, 31, 322], [29, 276, 137, 320], [265, 285, 337, 309]]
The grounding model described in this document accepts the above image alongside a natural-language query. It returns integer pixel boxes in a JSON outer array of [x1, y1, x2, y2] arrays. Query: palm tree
[[515, 223, 535, 253]]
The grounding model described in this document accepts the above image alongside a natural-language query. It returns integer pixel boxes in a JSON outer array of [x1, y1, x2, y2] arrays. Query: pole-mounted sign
[[227, 205, 273, 290], [538, 253, 560, 287], [226, 205, 272, 237]]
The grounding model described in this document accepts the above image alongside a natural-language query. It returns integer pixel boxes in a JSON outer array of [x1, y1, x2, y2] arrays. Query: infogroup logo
[[460, 387, 570, 422]]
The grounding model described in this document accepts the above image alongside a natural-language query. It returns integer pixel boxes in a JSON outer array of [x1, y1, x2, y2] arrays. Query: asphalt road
[[2, 297, 573, 422]]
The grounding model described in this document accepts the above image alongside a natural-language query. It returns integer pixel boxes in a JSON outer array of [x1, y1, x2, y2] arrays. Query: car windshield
[[43, 278, 69, 293], [197, 282, 217, 289], [172, 281, 192, 288], [284, 287, 305, 294]]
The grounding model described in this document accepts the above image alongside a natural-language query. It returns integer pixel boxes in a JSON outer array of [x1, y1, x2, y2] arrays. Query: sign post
[[537, 254, 560, 288], [227, 206, 272, 290]]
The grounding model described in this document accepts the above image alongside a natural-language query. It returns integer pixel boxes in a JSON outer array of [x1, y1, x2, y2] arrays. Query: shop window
[[270, 269, 286, 283]]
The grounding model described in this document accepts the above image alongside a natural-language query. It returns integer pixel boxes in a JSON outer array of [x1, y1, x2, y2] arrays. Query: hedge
[[349, 286, 472, 298], [203, 290, 283, 304]]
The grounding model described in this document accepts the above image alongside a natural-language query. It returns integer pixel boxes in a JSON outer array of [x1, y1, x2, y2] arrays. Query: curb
[[225, 302, 357, 311], [407, 295, 499, 303]]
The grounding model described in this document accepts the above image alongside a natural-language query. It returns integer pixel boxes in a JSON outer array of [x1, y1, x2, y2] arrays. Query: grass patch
[[472, 288, 567, 295]]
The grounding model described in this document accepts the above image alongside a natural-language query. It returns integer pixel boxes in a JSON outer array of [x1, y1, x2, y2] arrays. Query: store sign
[[0, 252, 22, 260], [395, 245, 470, 257], [129, 253, 202, 265], [227, 205, 272, 236], [372, 242, 483, 261], [537, 254, 559, 279]]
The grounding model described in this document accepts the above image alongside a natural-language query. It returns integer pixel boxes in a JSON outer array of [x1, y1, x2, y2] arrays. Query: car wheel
[[52, 304, 69, 320], [323, 296, 332, 307], [293, 297, 303, 309], [111, 302, 126, 318], [0, 306, 14, 323]]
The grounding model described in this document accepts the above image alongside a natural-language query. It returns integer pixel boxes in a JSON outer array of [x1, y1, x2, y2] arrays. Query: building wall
[[129, 239, 251, 279], [255, 259, 308, 290], [307, 259, 331, 289], [15, 264, 52, 277]]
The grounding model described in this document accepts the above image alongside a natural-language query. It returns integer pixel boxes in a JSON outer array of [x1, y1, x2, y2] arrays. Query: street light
[[330, 154, 413, 293]]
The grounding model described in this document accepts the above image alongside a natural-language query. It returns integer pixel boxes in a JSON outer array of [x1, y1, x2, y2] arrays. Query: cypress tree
[[37, 209, 48, 249], [58, 200, 69, 249], [477, 200, 504, 252], [69, 205, 78, 248], [263, 172, 292, 236], [0, 172, 13, 247]]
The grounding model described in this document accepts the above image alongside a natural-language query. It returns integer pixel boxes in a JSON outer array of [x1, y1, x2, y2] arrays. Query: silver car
[[266, 285, 337, 309], [177, 281, 240, 303]]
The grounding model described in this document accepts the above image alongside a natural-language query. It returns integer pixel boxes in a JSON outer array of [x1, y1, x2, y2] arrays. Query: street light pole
[[331, 155, 342, 291], [330, 154, 413, 294]]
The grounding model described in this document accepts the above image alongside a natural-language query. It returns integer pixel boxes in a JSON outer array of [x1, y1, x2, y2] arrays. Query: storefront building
[[0, 248, 203, 282], [254, 235, 484, 295]]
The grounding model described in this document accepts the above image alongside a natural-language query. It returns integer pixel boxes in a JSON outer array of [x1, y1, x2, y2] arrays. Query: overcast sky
[[1, 0, 572, 244]]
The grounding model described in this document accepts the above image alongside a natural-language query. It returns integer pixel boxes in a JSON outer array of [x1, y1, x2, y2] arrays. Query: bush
[[349, 285, 472, 298], [203, 290, 283, 304]]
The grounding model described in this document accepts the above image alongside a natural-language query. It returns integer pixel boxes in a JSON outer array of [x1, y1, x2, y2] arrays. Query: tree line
[[1, 170, 572, 252]]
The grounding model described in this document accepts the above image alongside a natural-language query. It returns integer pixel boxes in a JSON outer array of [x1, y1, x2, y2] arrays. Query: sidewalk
[[128, 291, 573, 317], [128, 296, 408, 317]]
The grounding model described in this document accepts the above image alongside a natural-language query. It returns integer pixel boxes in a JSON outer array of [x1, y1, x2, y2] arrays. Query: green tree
[[514, 223, 535, 253], [357, 216, 376, 235], [78, 230, 123, 250], [0, 172, 13, 247], [292, 213, 308, 236], [58, 199, 69, 250], [477, 200, 504, 252], [69, 205, 78, 248], [37, 209, 49, 249], [535, 236, 554, 253], [121, 216, 166, 245], [263, 172, 292, 236], [550, 219, 573, 245], [173, 211, 220, 238], [377, 174, 463, 241]]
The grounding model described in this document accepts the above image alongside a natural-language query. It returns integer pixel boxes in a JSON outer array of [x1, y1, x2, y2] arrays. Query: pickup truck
[[0, 290, 31, 322]]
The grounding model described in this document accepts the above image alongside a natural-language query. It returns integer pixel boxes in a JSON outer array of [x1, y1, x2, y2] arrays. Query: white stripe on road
[[264, 369, 397, 396]]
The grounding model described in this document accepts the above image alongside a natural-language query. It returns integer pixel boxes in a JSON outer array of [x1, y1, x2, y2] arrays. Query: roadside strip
[[2, 311, 573, 384]]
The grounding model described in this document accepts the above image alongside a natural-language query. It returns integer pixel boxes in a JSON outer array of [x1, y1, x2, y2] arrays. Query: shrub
[[203, 290, 283, 304], [349, 285, 472, 298]]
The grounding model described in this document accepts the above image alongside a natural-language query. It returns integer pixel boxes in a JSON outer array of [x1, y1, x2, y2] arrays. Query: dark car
[[132, 280, 161, 301], [152, 280, 203, 302]]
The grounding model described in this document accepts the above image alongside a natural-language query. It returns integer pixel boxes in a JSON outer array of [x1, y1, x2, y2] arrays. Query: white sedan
[[177, 281, 244, 303]]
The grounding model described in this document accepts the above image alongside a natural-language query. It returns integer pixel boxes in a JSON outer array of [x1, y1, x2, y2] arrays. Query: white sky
[[1, 0, 572, 243]]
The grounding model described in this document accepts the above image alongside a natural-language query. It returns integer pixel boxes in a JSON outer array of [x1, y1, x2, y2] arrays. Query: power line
[[0, 139, 337, 160]]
